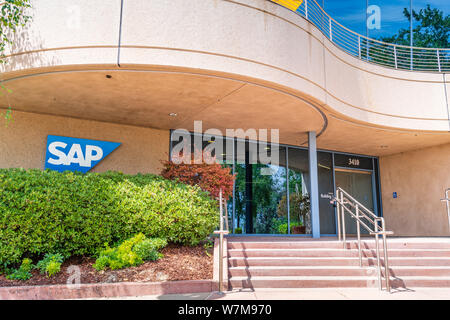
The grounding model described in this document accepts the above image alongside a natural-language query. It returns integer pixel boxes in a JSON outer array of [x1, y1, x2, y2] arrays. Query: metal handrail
[[333, 187, 393, 292], [270, 0, 450, 73], [213, 188, 229, 292], [441, 188, 450, 231]]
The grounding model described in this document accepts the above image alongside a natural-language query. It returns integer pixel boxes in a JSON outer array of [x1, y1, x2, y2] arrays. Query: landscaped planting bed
[[0, 169, 222, 285], [0, 243, 213, 287]]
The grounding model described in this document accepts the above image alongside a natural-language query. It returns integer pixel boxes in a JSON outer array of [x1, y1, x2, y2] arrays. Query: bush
[[93, 233, 166, 271], [0, 169, 218, 267], [6, 258, 33, 281], [36, 253, 64, 277]]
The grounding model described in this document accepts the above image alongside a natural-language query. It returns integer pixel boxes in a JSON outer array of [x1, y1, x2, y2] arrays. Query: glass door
[[234, 140, 287, 234], [334, 168, 374, 235]]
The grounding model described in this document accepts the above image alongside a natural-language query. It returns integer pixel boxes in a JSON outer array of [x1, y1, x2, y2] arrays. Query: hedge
[[0, 169, 219, 267]]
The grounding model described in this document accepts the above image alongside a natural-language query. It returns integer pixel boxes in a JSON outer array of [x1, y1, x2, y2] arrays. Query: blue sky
[[322, 0, 450, 39]]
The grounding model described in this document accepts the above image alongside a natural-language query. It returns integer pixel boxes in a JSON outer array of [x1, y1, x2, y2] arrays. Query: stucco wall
[[0, 111, 169, 175], [380, 143, 450, 236], [1, 0, 449, 132]]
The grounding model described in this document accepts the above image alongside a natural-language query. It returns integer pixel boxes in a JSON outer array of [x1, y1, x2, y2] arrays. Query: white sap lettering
[[85, 145, 103, 166], [66, 144, 88, 167], [47, 142, 68, 165]]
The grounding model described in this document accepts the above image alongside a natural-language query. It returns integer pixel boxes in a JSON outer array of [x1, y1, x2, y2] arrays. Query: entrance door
[[335, 169, 375, 235], [234, 141, 288, 234]]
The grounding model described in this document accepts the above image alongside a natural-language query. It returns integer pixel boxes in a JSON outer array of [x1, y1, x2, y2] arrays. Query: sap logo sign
[[45, 135, 121, 173]]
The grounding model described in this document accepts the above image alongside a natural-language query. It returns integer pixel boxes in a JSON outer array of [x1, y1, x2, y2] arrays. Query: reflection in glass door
[[234, 141, 287, 234], [170, 131, 381, 237], [335, 169, 374, 235]]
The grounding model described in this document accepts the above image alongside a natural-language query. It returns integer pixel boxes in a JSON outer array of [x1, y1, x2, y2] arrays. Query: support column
[[308, 131, 320, 238]]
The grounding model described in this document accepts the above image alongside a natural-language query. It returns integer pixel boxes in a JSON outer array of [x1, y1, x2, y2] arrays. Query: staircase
[[227, 237, 450, 289]]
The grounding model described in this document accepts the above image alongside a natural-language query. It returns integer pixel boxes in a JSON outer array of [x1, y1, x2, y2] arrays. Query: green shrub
[[133, 237, 167, 261], [93, 233, 166, 271], [45, 261, 61, 277], [6, 258, 33, 281], [0, 169, 218, 267], [36, 253, 64, 277], [234, 227, 242, 234]]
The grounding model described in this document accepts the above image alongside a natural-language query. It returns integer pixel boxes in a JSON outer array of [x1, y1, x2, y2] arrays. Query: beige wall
[[380, 143, 450, 236], [1, 0, 449, 132], [0, 111, 169, 175], [2, 111, 450, 237]]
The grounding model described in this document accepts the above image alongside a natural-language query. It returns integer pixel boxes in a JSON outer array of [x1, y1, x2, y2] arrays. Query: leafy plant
[[0, 0, 32, 63], [6, 258, 33, 281], [203, 239, 214, 257], [0, 1, 33, 125], [1, 106, 13, 127], [0, 169, 218, 267], [93, 233, 167, 271], [36, 253, 64, 277], [161, 155, 235, 200], [234, 227, 242, 234], [45, 261, 61, 277]]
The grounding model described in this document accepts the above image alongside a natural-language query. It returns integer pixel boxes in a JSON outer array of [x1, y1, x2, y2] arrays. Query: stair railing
[[442, 188, 450, 232], [333, 187, 393, 292], [214, 188, 229, 293]]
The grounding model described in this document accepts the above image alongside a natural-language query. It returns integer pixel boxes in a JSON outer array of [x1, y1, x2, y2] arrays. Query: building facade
[[1, 0, 449, 237]]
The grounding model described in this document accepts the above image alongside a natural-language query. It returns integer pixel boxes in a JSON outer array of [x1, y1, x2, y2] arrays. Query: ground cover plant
[[93, 233, 167, 271]]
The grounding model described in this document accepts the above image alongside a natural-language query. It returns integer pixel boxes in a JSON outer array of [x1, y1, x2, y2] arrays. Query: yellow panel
[[271, 0, 303, 11]]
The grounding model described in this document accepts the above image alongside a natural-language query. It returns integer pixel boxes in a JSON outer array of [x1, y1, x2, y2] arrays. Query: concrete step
[[228, 276, 379, 289], [229, 266, 450, 277], [226, 238, 450, 289], [228, 275, 450, 289], [228, 241, 345, 250], [390, 277, 450, 288], [227, 240, 450, 250], [229, 266, 375, 277], [227, 248, 450, 258], [228, 257, 450, 267]]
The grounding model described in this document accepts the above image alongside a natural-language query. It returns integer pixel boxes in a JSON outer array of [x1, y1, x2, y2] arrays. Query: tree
[[363, 5, 450, 71], [1, 0, 32, 125], [381, 5, 450, 48]]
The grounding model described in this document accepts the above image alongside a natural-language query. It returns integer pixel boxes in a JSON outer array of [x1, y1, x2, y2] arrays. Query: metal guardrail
[[334, 187, 393, 292], [213, 189, 229, 293], [442, 188, 450, 231], [270, 0, 450, 73]]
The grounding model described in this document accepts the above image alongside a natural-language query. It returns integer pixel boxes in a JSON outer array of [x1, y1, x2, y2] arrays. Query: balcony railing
[[270, 0, 450, 73]]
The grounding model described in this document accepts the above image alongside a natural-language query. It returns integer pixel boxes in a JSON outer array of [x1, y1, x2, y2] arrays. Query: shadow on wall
[[1, 5, 61, 74]]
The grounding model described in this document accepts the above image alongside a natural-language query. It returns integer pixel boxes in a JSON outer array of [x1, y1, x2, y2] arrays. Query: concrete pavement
[[82, 287, 450, 300]]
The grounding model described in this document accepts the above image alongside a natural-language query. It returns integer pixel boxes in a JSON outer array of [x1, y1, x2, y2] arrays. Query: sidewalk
[[84, 287, 450, 300]]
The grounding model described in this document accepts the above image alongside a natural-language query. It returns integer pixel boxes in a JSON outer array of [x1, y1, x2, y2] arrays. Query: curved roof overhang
[[0, 0, 449, 156]]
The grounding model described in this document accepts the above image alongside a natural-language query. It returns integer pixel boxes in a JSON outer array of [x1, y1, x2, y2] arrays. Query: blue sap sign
[[45, 135, 121, 173]]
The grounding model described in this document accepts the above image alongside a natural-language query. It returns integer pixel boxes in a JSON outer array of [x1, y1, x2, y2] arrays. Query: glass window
[[234, 140, 288, 234], [287, 147, 311, 234]]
